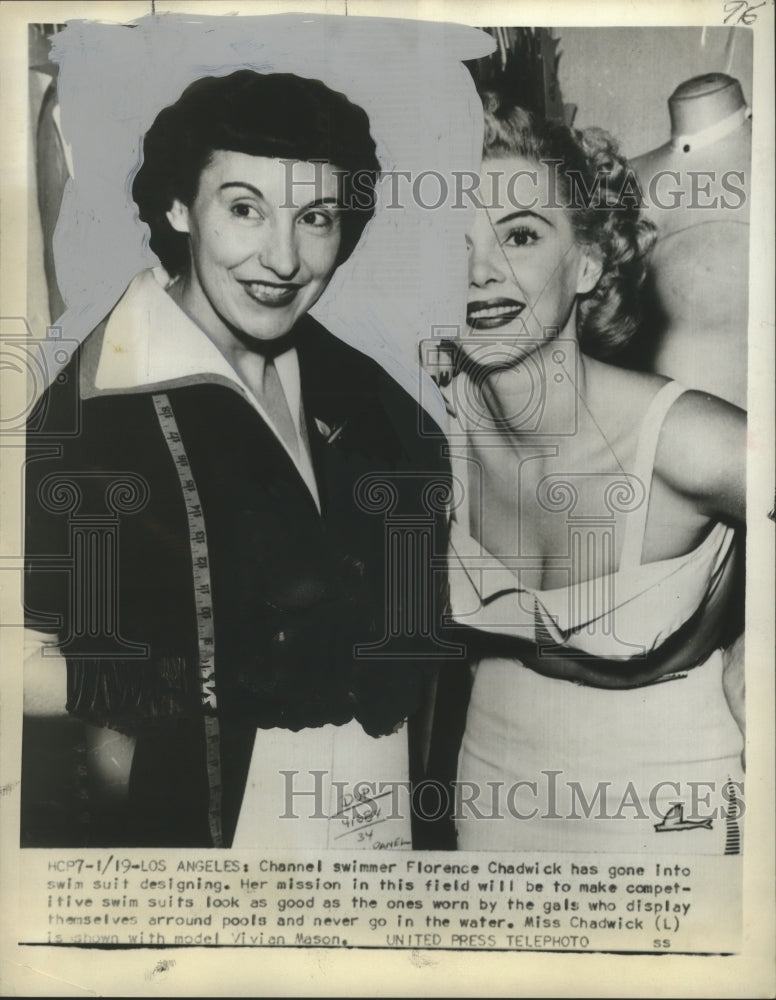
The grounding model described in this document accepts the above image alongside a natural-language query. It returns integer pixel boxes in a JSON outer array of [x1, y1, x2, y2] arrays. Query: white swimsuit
[[448, 380, 743, 853]]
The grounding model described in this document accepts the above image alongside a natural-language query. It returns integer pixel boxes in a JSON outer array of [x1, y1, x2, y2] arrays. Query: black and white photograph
[[1, 1, 773, 996]]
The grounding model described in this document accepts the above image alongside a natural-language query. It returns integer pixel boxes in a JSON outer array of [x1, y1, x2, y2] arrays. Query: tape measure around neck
[[153, 392, 223, 848]]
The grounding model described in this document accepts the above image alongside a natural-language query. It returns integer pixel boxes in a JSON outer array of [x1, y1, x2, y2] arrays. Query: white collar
[[88, 267, 319, 508], [671, 105, 751, 154]]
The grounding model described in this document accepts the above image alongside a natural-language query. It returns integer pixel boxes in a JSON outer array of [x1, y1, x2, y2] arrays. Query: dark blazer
[[23, 310, 452, 847]]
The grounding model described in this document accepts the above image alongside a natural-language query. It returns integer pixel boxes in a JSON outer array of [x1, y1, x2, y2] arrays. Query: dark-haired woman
[[23, 71, 448, 849], [432, 98, 745, 853]]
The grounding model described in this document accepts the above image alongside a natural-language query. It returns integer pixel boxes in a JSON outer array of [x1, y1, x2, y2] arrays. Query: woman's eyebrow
[[218, 185, 341, 211], [494, 209, 554, 228], [299, 196, 343, 210], [219, 181, 265, 199]]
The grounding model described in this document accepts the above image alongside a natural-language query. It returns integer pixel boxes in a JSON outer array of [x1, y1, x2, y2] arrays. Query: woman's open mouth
[[238, 280, 301, 308], [467, 298, 525, 330]]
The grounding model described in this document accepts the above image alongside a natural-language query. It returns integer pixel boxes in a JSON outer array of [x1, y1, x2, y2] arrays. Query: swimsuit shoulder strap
[[619, 380, 687, 569]]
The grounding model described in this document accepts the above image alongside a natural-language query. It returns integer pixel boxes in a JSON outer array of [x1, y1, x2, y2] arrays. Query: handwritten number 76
[[724, 1, 766, 24]]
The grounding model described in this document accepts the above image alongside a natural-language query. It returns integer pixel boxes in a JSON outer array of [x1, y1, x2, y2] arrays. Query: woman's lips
[[238, 280, 301, 308], [467, 298, 525, 330]]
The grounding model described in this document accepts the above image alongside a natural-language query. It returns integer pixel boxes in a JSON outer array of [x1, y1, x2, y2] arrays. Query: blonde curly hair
[[481, 93, 656, 358]]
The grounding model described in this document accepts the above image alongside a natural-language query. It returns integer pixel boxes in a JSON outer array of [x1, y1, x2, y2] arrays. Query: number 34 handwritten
[[723, 0, 766, 24]]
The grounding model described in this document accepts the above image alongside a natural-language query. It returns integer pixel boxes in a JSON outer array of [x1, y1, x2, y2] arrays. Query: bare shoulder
[[656, 389, 746, 520], [583, 359, 746, 522], [660, 388, 746, 459], [586, 357, 744, 444], [583, 358, 668, 438]]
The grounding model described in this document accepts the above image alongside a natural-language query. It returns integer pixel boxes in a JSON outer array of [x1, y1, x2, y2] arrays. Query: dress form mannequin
[[628, 73, 751, 408]]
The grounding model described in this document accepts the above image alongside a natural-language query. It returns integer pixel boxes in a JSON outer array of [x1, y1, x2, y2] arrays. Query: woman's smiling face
[[462, 155, 601, 370], [167, 151, 343, 348]]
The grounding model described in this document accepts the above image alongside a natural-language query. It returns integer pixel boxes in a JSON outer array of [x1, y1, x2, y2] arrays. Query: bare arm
[[23, 629, 68, 717], [656, 392, 746, 757], [722, 633, 745, 752], [24, 629, 135, 800]]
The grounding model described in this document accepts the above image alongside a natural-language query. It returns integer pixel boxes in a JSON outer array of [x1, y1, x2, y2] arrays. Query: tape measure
[[153, 393, 223, 847]]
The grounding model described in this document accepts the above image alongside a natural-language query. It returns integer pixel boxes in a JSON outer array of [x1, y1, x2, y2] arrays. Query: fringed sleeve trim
[[66, 656, 202, 733]]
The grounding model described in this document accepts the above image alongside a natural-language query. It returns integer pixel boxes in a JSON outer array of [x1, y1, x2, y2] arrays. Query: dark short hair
[[132, 70, 381, 278], [481, 93, 656, 358]]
